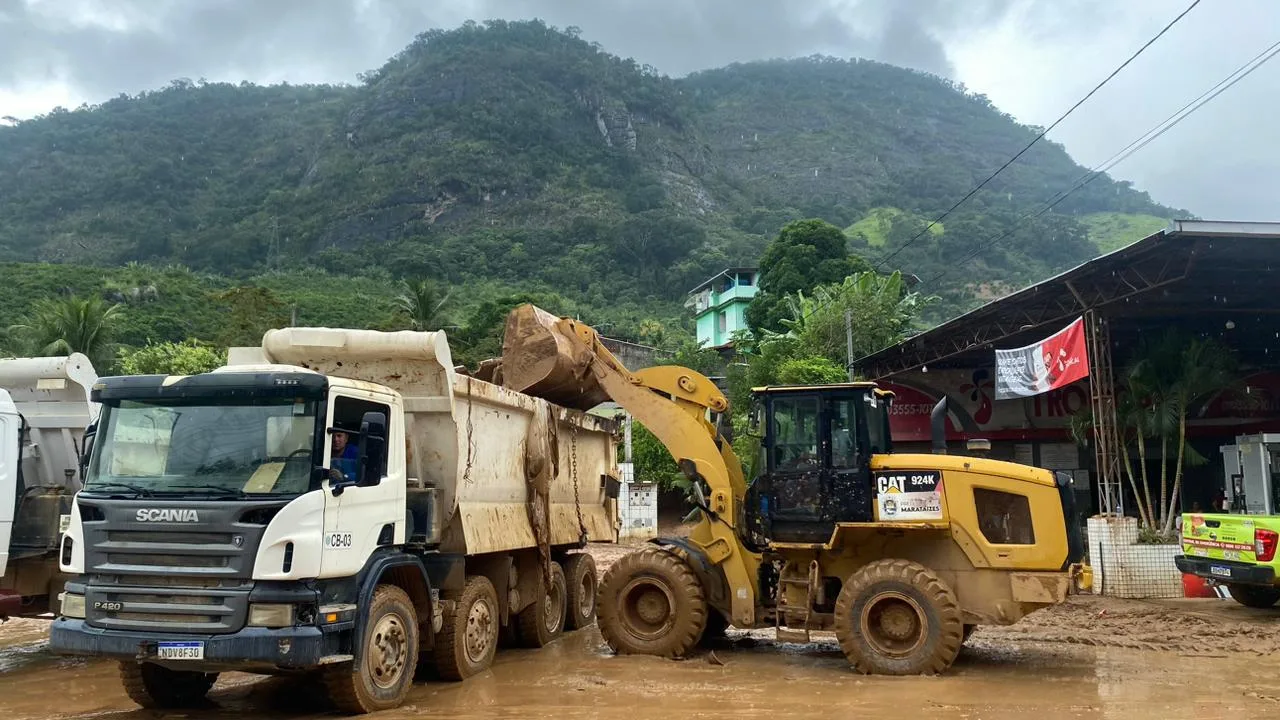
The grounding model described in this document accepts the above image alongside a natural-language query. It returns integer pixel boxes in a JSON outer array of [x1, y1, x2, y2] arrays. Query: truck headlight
[[248, 603, 295, 628], [60, 593, 86, 619]]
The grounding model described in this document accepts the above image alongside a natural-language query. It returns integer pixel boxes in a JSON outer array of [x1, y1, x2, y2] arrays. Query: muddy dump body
[[256, 327, 620, 555]]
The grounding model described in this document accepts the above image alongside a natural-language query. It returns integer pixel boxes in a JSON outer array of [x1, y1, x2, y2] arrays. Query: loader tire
[[834, 559, 964, 676], [562, 553, 598, 630], [325, 584, 418, 714], [1226, 583, 1280, 609], [119, 661, 217, 709], [598, 547, 707, 658], [517, 561, 568, 647], [434, 575, 500, 681]]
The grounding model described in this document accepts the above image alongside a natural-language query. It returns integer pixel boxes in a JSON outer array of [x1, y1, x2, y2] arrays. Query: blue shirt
[[334, 443, 359, 482]]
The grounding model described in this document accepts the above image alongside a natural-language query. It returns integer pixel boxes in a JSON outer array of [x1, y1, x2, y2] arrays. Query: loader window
[[974, 488, 1035, 545], [770, 396, 820, 471], [829, 398, 859, 468]]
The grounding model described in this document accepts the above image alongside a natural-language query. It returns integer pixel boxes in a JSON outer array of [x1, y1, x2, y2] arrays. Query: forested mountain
[[0, 19, 1184, 344]]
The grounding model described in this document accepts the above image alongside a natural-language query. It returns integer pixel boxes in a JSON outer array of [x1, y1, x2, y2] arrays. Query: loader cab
[[744, 383, 894, 544]]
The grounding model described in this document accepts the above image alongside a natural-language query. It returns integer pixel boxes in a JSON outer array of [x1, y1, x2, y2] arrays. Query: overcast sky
[[2, 0, 1277, 220]]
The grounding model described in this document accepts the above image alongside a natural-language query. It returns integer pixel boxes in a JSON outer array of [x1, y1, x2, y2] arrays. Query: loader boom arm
[[501, 305, 761, 624]]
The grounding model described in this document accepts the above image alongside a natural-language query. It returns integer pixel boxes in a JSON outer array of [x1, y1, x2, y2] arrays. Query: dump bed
[[238, 327, 620, 556]]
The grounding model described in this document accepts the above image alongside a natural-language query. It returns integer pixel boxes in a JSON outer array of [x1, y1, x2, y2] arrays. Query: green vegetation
[[745, 219, 871, 335], [117, 340, 225, 376], [0, 20, 1184, 333], [1081, 212, 1169, 254], [846, 207, 942, 248]]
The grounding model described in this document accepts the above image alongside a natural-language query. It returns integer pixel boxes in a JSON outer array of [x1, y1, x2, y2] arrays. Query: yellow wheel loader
[[501, 304, 1085, 675]]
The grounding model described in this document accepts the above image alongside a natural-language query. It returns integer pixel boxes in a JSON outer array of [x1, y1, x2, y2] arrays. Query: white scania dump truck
[[0, 354, 99, 618], [48, 328, 620, 713]]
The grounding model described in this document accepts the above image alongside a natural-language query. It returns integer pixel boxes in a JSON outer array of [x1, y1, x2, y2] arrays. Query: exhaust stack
[[930, 397, 948, 455]]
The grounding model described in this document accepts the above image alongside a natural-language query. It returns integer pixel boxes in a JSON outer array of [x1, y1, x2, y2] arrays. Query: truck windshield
[[84, 397, 320, 497]]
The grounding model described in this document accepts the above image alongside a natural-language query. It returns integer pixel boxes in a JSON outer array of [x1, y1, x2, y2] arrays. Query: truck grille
[[78, 500, 278, 634]]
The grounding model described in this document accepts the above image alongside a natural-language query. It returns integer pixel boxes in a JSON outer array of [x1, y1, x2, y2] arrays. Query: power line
[[914, 36, 1280, 293], [872, 0, 1204, 271]]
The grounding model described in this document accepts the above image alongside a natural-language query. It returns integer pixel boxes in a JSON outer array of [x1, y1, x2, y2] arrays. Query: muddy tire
[[325, 584, 418, 714], [434, 575, 500, 681], [562, 553, 598, 630], [1226, 583, 1280, 609], [597, 547, 707, 657], [517, 561, 568, 647], [119, 661, 217, 709], [834, 559, 964, 675]]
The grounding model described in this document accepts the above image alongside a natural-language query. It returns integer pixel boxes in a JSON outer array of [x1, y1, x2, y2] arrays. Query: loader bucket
[[500, 304, 610, 411]]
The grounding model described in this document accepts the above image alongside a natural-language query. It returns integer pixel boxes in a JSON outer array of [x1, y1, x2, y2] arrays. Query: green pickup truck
[[1176, 513, 1280, 608]]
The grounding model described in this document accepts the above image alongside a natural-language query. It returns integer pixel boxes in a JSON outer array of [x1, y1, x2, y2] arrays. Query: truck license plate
[[157, 642, 204, 660], [1209, 565, 1232, 578]]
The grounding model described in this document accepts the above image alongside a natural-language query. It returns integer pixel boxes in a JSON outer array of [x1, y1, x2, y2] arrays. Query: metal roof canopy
[[856, 220, 1280, 379]]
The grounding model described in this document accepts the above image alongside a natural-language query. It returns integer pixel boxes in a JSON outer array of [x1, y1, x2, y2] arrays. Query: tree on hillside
[[215, 287, 289, 347], [745, 219, 871, 334], [395, 278, 451, 330], [4, 295, 122, 369], [117, 339, 225, 376]]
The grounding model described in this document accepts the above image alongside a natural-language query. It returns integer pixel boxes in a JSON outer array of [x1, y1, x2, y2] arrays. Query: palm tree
[[6, 295, 123, 369], [395, 279, 451, 331], [1121, 329, 1236, 535], [1070, 328, 1237, 537]]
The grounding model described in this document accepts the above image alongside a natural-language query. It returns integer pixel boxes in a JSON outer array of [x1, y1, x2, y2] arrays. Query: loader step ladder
[[775, 559, 820, 644]]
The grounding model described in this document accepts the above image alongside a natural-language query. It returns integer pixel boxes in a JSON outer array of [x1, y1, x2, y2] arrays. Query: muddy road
[[4, 547, 1280, 719]]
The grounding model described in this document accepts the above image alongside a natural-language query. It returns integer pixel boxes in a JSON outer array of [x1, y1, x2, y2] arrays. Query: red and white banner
[[994, 317, 1090, 400]]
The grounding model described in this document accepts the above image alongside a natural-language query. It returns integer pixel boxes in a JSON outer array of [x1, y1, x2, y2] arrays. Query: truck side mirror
[[357, 411, 388, 486], [78, 422, 97, 483]]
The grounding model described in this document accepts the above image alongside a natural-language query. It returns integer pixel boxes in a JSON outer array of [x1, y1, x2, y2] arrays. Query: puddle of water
[[3, 626, 1278, 720]]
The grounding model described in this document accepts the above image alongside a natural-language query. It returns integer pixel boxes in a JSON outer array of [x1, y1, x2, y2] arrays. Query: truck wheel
[[833, 559, 964, 675], [562, 553, 598, 630], [434, 575, 500, 681], [119, 661, 217, 709], [597, 547, 707, 658], [1226, 583, 1280, 608], [325, 584, 419, 714], [517, 561, 568, 647]]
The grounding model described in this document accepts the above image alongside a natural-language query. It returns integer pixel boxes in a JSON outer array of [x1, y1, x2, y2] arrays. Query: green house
[[686, 267, 758, 349]]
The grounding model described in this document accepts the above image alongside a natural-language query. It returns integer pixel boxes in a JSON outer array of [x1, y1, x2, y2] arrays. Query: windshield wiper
[[165, 484, 248, 497], [81, 482, 153, 497]]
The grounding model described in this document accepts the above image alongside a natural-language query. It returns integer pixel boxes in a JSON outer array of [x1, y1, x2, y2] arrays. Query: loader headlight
[[248, 603, 295, 628], [60, 593, 86, 619]]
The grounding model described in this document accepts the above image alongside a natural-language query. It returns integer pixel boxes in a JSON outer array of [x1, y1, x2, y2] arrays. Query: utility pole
[[624, 412, 633, 464], [845, 309, 855, 381]]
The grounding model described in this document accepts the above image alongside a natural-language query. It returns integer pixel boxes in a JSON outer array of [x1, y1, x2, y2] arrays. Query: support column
[[1086, 311, 1123, 516]]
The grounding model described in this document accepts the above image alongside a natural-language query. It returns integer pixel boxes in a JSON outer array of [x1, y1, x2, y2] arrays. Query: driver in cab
[[330, 425, 360, 482]]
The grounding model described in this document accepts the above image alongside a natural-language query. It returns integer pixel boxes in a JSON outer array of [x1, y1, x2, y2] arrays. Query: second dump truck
[[49, 327, 619, 713]]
